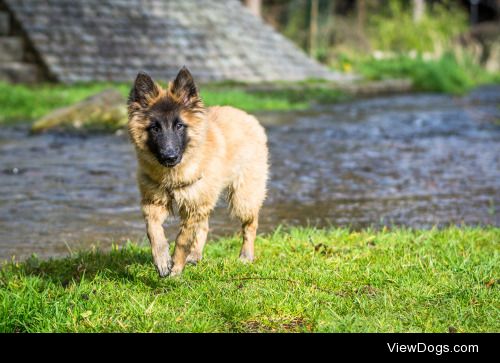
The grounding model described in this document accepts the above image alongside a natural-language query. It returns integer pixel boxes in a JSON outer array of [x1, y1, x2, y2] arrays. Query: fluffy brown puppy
[[127, 67, 268, 277]]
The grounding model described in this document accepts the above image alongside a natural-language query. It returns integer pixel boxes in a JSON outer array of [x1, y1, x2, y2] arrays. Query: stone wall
[[0, 1, 45, 83], [3, 0, 346, 83]]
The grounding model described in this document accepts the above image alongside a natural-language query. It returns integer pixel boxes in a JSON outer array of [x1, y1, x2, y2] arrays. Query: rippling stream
[[1, 86, 499, 260]]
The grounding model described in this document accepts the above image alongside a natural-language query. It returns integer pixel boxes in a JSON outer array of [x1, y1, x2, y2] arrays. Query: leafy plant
[[351, 52, 499, 94], [368, 1, 467, 53]]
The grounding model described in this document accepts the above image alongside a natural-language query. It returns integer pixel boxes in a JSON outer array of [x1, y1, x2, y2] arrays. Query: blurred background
[[256, 0, 500, 92], [0, 0, 498, 91]]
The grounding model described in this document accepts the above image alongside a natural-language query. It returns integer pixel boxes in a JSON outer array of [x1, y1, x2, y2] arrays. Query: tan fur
[[128, 72, 268, 277]]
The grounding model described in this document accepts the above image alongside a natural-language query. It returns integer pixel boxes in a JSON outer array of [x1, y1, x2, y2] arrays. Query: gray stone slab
[[0, 11, 9, 35], [0, 37, 24, 62], [0, 62, 41, 83]]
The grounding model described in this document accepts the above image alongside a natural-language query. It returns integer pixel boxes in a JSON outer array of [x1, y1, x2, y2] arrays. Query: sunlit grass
[[1, 226, 498, 332], [0, 81, 346, 124]]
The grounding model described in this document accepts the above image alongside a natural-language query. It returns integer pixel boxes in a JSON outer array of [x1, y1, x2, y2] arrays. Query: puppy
[[127, 67, 268, 277]]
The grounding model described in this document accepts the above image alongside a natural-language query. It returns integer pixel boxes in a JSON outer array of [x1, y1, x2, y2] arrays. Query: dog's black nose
[[161, 148, 179, 163]]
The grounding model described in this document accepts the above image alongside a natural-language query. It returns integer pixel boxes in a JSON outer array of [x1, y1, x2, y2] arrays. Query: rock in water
[[31, 89, 127, 133]]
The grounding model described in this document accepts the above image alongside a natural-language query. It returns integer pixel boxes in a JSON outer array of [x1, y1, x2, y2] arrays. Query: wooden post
[[470, 0, 480, 25], [357, 0, 366, 36], [309, 0, 319, 57], [412, 0, 425, 23], [244, 0, 262, 18]]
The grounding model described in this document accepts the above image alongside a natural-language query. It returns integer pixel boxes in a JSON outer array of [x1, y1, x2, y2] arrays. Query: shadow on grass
[[14, 245, 169, 289]]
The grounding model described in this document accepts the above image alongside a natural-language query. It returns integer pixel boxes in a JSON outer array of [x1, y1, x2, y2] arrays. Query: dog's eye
[[149, 122, 161, 132], [176, 122, 185, 131]]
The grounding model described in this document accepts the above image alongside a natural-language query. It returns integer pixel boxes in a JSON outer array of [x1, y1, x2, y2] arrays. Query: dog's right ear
[[128, 72, 160, 108]]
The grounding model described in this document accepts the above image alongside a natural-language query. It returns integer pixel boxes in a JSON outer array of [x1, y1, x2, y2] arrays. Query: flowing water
[[1, 86, 499, 260]]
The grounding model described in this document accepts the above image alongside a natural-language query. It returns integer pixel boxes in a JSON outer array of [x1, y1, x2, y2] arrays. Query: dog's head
[[127, 67, 205, 168]]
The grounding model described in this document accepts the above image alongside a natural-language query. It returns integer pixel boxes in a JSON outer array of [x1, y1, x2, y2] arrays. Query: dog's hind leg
[[186, 217, 209, 265], [239, 217, 258, 263], [229, 174, 266, 263]]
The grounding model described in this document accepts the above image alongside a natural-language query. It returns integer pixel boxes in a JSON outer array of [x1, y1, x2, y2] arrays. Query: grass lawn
[[1, 226, 498, 332], [0, 81, 346, 124]]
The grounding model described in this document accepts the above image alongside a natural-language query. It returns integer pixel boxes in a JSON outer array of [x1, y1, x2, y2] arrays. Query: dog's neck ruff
[[165, 174, 203, 192]]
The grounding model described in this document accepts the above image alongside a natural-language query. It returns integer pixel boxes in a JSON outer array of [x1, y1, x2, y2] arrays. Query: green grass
[[346, 53, 500, 94], [1, 226, 498, 332], [0, 81, 346, 124]]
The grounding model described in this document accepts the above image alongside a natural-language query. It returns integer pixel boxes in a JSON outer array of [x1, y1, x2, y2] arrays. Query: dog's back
[[207, 106, 268, 187], [207, 106, 268, 226]]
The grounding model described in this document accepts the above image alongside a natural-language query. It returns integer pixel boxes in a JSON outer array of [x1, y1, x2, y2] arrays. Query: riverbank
[[0, 69, 494, 127], [349, 53, 500, 94], [0, 80, 349, 125], [1, 54, 498, 128], [1, 226, 498, 332]]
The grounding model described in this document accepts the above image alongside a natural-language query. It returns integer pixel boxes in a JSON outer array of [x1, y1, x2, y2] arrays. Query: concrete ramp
[[3, 0, 346, 83]]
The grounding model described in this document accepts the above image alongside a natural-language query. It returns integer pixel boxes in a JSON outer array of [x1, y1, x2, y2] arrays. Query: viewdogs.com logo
[[387, 343, 479, 355]]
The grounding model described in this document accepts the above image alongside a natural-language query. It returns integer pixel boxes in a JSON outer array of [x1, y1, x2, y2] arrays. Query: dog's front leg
[[170, 215, 206, 276], [142, 203, 171, 277]]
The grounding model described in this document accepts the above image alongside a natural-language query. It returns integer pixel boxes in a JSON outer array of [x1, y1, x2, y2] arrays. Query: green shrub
[[353, 53, 499, 94], [367, 1, 467, 54]]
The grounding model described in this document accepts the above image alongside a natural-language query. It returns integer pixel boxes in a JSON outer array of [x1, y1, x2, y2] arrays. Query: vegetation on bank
[[325, 1, 500, 95], [1, 226, 498, 332], [269, 1, 500, 94], [0, 81, 346, 124], [2, 60, 499, 127], [337, 53, 500, 94], [277, 0, 469, 61]]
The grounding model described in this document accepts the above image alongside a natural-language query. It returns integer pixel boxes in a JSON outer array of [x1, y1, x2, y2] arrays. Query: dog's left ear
[[128, 72, 160, 109], [170, 66, 200, 107]]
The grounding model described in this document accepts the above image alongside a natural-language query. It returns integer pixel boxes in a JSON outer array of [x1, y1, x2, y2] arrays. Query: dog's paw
[[168, 263, 184, 277], [156, 259, 173, 278], [239, 252, 254, 264], [186, 252, 202, 266]]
